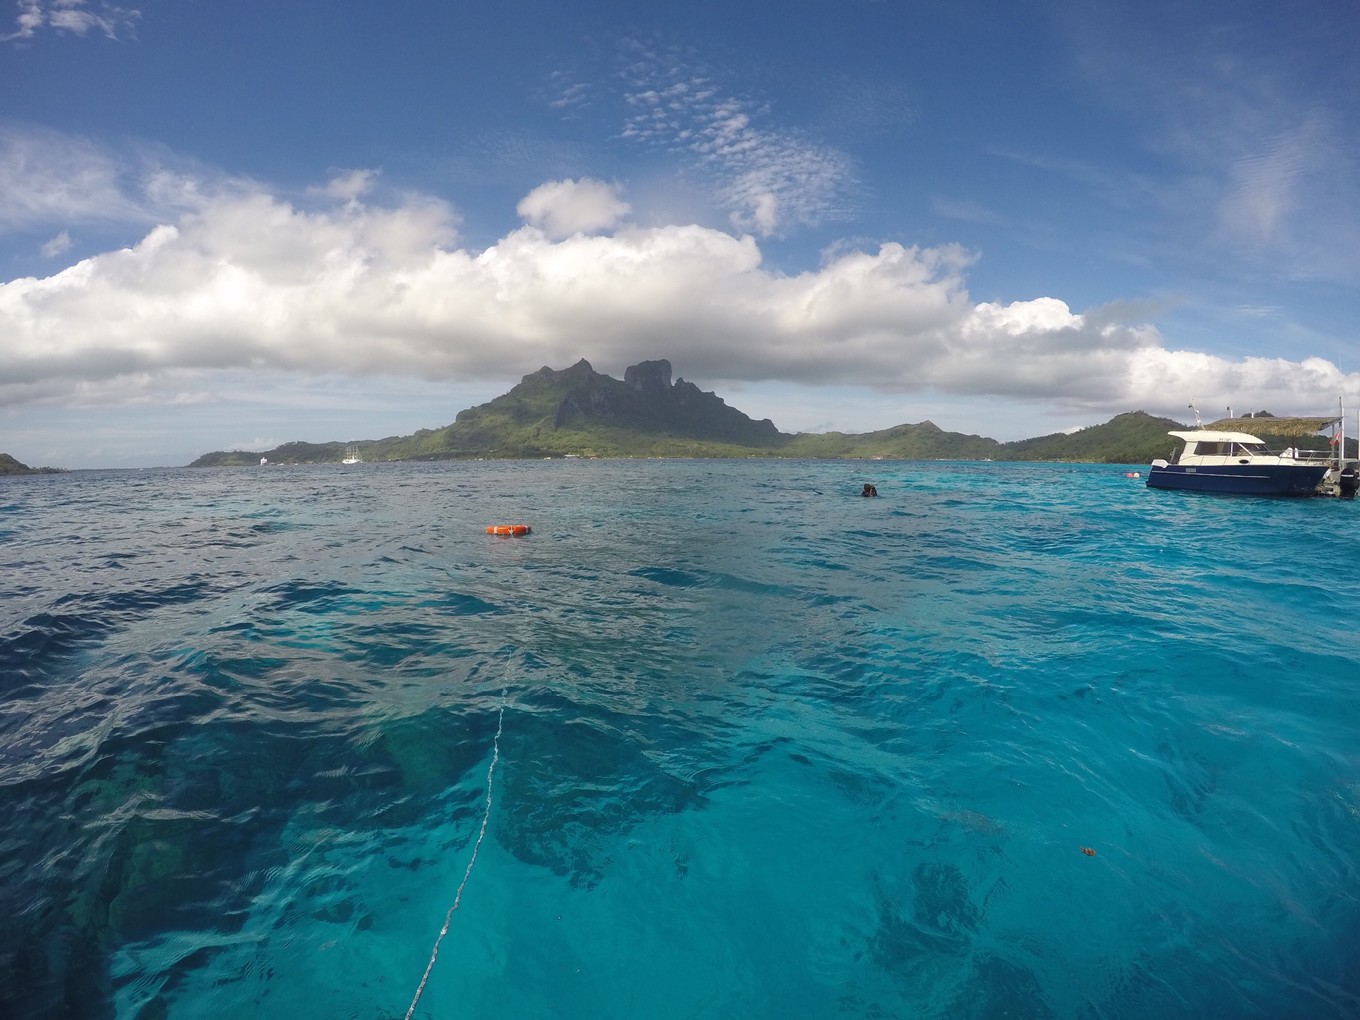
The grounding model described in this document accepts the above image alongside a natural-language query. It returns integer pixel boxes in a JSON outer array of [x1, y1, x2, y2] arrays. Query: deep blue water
[[3, 460, 1359, 1019]]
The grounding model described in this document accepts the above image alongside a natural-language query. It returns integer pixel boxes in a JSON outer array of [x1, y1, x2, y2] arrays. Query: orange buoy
[[486, 524, 531, 537]]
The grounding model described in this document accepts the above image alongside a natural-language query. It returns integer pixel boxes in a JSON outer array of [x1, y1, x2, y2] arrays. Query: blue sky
[[2, 0, 1358, 468]]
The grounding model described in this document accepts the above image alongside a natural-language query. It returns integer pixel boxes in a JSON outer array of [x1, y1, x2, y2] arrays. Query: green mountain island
[[0, 453, 64, 475], [187, 358, 1340, 466]]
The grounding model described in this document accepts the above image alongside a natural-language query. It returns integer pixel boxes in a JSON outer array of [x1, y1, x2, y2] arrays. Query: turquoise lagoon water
[[2, 459, 1358, 1018]]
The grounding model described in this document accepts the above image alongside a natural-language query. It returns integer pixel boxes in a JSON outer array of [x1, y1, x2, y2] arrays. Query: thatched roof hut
[[1206, 416, 1340, 437]]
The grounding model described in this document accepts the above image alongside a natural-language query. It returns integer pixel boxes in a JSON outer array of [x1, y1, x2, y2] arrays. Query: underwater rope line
[[404, 688, 507, 1020]]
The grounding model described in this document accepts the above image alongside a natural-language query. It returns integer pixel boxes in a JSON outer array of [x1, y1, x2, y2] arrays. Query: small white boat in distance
[[342, 445, 362, 465]]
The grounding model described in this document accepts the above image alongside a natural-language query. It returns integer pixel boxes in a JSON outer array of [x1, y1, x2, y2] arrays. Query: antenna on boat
[[1340, 394, 1347, 465], [1188, 402, 1202, 428]]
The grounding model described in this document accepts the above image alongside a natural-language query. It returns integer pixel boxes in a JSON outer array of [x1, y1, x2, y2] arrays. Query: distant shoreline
[[0, 454, 65, 476]]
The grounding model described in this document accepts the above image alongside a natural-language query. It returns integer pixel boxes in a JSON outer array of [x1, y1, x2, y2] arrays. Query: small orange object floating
[[1080, 846, 1097, 856], [486, 524, 531, 537]]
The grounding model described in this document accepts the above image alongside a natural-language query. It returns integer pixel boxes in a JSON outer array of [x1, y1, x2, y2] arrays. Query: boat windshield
[[1187, 440, 1273, 457]]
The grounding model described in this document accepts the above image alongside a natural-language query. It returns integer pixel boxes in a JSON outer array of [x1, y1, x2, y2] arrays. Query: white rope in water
[[404, 692, 506, 1020]]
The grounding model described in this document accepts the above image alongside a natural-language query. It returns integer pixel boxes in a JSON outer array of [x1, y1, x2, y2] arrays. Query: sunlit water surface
[[2, 460, 1358, 1018]]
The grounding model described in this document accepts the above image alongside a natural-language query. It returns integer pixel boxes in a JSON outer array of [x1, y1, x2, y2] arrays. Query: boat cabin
[[1164, 430, 1276, 465]]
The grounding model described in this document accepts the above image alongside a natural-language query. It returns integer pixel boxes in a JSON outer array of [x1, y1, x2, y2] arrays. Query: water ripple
[[1, 462, 1358, 1018]]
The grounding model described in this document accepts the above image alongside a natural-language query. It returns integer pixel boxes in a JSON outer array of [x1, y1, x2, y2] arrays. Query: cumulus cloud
[[315, 168, 379, 205], [516, 178, 630, 239], [2, 165, 1357, 423]]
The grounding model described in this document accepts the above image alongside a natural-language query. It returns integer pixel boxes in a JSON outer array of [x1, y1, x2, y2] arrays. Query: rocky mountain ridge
[[185, 358, 1344, 467]]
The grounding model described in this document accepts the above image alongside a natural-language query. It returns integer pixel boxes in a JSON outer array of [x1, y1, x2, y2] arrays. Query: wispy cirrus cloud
[[551, 36, 858, 238], [0, 122, 237, 230], [621, 38, 857, 237], [1213, 112, 1343, 262], [0, 125, 142, 227], [1, 0, 139, 42], [1059, 1, 1360, 284], [931, 196, 1013, 228], [39, 229, 71, 258]]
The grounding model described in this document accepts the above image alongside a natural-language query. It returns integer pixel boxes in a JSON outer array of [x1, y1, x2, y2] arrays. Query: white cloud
[[316, 168, 379, 205], [0, 115, 1354, 435], [2, 0, 44, 40], [543, 37, 859, 238], [3, 160, 1357, 428], [0, 124, 144, 226], [1062, 5, 1360, 285], [0, 123, 250, 230], [1212, 112, 1352, 275], [2, 0, 138, 42], [516, 178, 630, 239], [595, 37, 857, 237], [40, 229, 72, 257]]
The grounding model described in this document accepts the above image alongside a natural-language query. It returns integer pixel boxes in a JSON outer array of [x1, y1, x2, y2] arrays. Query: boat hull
[[1145, 463, 1328, 496]]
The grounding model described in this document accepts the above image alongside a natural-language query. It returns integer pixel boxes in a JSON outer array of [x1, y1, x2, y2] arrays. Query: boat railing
[[1283, 448, 1335, 463]]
